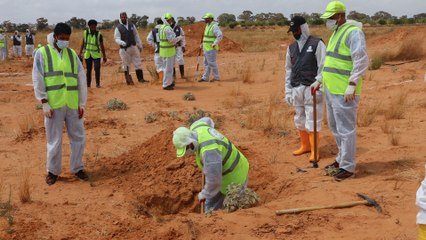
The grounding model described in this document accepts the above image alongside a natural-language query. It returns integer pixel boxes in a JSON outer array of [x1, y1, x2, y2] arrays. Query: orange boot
[[158, 71, 164, 82], [308, 132, 320, 162], [293, 130, 311, 156]]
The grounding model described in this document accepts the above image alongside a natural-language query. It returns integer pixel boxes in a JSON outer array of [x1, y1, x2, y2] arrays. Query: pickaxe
[[275, 193, 382, 215]]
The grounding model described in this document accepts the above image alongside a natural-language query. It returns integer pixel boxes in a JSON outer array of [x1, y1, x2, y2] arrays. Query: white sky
[[1, 0, 425, 24]]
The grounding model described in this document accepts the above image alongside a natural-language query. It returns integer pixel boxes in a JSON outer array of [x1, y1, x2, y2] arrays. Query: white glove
[[42, 102, 53, 118], [284, 94, 293, 106], [211, 43, 217, 48], [344, 85, 356, 102], [120, 41, 127, 47], [176, 36, 183, 42], [310, 80, 321, 93], [198, 192, 206, 202]]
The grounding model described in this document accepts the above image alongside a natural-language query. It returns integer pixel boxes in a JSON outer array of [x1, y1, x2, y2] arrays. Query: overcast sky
[[1, 0, 425, 24]]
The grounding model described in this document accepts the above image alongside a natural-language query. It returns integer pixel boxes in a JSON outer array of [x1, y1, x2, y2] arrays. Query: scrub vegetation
[[223, 183, 260, 212], [106, 98, 128, 111], [19, 168, 31, 203]]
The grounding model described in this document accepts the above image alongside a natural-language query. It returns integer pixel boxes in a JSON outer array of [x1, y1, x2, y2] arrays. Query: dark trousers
[[85, 57, 101, 87]]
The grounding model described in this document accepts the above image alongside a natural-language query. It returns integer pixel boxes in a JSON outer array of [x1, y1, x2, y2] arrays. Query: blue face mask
[[56, 40, 69, 49]]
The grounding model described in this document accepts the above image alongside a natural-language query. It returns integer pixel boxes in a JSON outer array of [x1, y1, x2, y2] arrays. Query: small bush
[[369, 56, 384, 70], [106, 98, 128, 111], [144, 112, 157, 123], [183, 92, 196, 101], [389, 129, 400, 146], [358, 103, 380, 127], [223, 183, 260, 212], [168, 111, 180, 120], [186, 108, 210, 126], [35, 104, 42, 110]]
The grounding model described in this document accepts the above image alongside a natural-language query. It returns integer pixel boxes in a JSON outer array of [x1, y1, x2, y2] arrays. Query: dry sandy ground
[[0, 24, 425, 240]]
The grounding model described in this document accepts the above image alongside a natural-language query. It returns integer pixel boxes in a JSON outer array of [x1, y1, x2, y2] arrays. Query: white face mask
[[56, 40, 69, 49], [326, 19, 338, 31]]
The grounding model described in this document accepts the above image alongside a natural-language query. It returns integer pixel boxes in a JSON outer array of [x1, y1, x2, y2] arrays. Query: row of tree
[[217, 10, 426, 28], [1, 10, 426, 32]]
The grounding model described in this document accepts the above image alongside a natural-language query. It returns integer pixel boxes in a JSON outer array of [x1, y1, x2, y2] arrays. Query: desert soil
[[0, 23, 425, 239]]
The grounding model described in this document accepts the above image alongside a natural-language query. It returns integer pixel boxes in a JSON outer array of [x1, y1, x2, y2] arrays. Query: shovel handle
[[200, 173, 205, 214], [275, 200, 369, 215]]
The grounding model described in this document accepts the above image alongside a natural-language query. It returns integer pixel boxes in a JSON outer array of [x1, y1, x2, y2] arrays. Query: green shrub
[[106, 98, 128, 111]]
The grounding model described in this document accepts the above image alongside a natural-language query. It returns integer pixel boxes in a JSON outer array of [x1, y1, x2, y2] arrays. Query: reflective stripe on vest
[[83, 30, 101, 59], [203, 23, 219, 51], [40, 45, 79, 109], [323, 24, 363, 95], [191, 121, 249, 194], [159, 25, 176, 58]]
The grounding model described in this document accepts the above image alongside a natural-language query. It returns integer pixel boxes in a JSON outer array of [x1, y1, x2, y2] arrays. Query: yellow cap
[[163, 13, 173, 20], [202, 12, 214, 19], [172, 127, 193, 158], [321, 1, 346, 19]]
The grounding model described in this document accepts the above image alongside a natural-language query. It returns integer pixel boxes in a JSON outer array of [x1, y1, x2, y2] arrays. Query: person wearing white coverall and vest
[[147, 18, 165, 81], [199, 12, 222, 82], [284, 16, 326, 163], [0, 28, 7, 62], [317, 1, 369, 181], [79, 19, 107, 88], [416, 166, 426, 239], [11, 31, 22, 58], [172, 117, 250, 211], [159, 13, 183, 90], [170, 17, 186, 79], [32, 23, 89, 185], [25, 29, 35, 58], [114, 12, 148, 85]]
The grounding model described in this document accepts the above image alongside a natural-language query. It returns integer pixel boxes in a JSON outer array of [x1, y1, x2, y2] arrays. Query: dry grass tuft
[[381, 120, 392, 134], [369, 55, 384, 70], [242, 94, 291, 136], [389, 128, 400, 146], [358, 103, 380, 127], [146, 65, 159, 84], [19, 168, 31, 203], [385, 91, 408, 120], [183, 92, 196, 101], [242, 65, 254, 84], [14, 114, 38, 141]]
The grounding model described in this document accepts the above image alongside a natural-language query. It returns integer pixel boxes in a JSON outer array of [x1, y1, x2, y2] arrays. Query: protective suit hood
[[299, 23, 310, 41], [345, 20, 363, 29]]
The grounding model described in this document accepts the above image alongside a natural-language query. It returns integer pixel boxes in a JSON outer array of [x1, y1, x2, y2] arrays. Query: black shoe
[[171, 82, 175, 87], [138, 79, 149, 83], [325, 161, 339, 170], [198, 79, 208, 82], [96, 85, 101, 88], [163, 85, 174, 90], [334, 169, 354, 181], [46, 172, 58, 186], [212, 79, 220, 81], [75, 170, 89, 181]]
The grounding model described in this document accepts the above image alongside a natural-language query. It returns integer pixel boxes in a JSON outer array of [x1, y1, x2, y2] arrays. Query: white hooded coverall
[[114, 20, 143, 72], [146, 24, 164, 73], [202, 22, 223, 81], [323, 20, 369, 173], [285, 23, 326, 132], [32, 45, 88, 176]]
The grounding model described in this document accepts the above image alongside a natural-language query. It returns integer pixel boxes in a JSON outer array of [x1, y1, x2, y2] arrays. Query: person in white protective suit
[[416, 166, 426, 239], [0, 28, 7, 62], [199, 12, 222, 82], [146, 18, 165, 81], [170, 17, 186, 79], [318, 1, 369, 181], [284, 16, 326, 163], [114, 11, 148, 85], [11, 31, 22, 58], [172, 117, 250, 212], [159, 13, 183, 90], [25, 29, 35, 58], [32, 23, 89, 185]]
